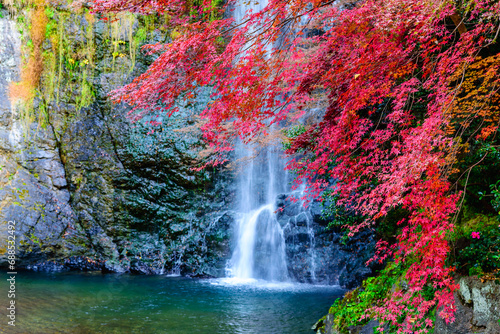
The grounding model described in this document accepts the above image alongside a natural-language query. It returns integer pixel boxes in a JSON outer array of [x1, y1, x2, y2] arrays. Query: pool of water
[[0, 270, 343, 334]]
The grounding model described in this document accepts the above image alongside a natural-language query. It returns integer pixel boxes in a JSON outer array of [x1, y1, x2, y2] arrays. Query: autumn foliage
[[9, 0, 48, 102], [92, 0, 500, 331]]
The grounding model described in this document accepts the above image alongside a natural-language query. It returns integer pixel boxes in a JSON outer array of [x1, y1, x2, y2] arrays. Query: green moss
[[44, 7, 55, 19], [28, 233, 42, 247], [326, 261, 407, 333], [76, 75, 95, 111], [210, 0, 224, 21], [38, 101, 49, 128], [42, 49, 57, 104], [55, 12, 67, 104], [134, 27, 148, 44], [16, 188, 29, 200], [447, 180, 500, 278]]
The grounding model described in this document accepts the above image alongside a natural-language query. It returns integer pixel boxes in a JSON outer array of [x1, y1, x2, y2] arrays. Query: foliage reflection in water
[[0, 270, 343, 333]]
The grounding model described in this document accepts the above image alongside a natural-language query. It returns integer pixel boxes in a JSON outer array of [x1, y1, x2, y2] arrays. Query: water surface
[[0, 271, 343, 334]]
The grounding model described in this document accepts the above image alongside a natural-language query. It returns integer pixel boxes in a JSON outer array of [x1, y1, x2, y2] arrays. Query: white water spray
[[226, 0, 321, 283], [227, 140, 289, 281]]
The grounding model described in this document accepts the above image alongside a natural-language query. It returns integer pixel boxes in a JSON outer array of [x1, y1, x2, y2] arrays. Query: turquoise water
[[0, 271, 343, 334]]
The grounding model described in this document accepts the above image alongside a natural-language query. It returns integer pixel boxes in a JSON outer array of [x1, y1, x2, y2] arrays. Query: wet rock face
[[0, 12, 86, 267], [277, 193, 377, 287], [0, 8, 235, 276]]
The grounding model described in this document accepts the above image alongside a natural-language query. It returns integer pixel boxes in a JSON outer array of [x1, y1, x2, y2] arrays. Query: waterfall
[[228, 142, 289, 281], [225, 0, 315, 283]]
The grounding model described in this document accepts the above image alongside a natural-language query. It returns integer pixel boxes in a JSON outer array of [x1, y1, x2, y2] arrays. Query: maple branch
[[449, 12, 467, 35]]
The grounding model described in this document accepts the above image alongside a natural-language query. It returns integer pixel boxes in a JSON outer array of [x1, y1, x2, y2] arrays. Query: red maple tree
[[92, 0, 500, 331]]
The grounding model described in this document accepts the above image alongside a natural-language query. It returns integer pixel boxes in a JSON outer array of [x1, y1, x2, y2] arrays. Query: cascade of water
[[228, 141, 289, 281], [226, 0, 311, 282]]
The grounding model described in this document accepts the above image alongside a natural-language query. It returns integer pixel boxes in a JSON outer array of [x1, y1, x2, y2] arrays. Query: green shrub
[[327, 261, 407, 333], [457, 224, 500, 277]]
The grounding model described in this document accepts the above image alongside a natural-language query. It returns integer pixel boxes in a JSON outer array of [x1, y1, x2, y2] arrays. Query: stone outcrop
[[435, 276, 500, 334], [277, 193, 377, 286]]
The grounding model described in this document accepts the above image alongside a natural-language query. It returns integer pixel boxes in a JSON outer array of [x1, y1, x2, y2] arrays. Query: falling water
[[226, 0, 318, 282], [228, 139, 290, 281], [225, 0, 289, 282]]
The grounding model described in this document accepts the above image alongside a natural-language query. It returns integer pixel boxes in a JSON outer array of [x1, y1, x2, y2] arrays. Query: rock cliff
[[0, 6, 234, 275]]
